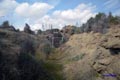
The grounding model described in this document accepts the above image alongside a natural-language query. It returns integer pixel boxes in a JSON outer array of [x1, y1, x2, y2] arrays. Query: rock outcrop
[[0, 21, 16, 31], [24, 23, 34, 34], [45, 29, 63, 48], [61, 25, 81, 42], [52, 25, 120, 80]]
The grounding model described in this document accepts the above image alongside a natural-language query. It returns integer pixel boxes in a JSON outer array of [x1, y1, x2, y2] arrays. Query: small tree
[[95, 13, 105, 20], [43, 43, 52, 59], [2, 21, 9, 28], [109, 16, 119, 24], [20, 38, 35, 55], [37, 29, 42, 35], [24, 23, 34, 34]]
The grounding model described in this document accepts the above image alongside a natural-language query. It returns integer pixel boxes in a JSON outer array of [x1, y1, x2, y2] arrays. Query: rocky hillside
[[81, 12, 120, 33], [50, 24, 120, 80], [0, 23, 57, 80], [0, 12, 120, 80]]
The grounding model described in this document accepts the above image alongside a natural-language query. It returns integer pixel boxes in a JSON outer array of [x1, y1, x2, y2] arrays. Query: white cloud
[[15, 2, 54, 19], [31, 3, 96, 30], [0, 0, 18, 17], [52, 3, 96, 24], [30, 15, 64, 30], [104, 0, 120, 16], [53, 3, 95, 21], [0, 0, 96, 31], [0, 0, 54, 30], [104, 0, 120, 9], [0, 0, 54, 18], [46, 0, 61, 6]]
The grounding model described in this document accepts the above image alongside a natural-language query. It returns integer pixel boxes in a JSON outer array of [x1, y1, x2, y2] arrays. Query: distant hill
[[80, 12, 120, 33]]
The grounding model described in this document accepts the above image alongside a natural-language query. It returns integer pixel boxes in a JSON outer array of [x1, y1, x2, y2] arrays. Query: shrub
[[0, 52, 20, 80], [42, 43, 53, 59], [71, 53, 85, 61], [95, 13, 105, 20], [20, 38, 35, 55], [109, 16, 119, 24], [17, 52, 53, 80], [2, 21, 9, 27], [37, 29, 42, 35], [43, 61, 64, 80]]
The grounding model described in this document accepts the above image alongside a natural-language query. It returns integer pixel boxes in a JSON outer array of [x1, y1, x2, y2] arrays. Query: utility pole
[[50, 24, 53, 33], [51, 24, 54, 48], [76, 21, 79, 27], [42, 23, 44, 31]]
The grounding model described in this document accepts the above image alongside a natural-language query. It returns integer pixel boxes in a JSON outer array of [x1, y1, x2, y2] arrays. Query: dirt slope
[[51, 26, 120, 80]]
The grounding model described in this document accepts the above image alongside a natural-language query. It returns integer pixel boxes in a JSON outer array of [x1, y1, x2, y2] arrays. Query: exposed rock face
[[60, 25, 81, 43], [62, 25, 76, 35], [54, 25, 120, 80], [45, 29, 63, 48], [24, 23, 34, 34], [53, 32, 63, 48]]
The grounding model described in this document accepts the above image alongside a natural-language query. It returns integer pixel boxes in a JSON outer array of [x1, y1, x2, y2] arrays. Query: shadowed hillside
[[0, 22, 63, 80]]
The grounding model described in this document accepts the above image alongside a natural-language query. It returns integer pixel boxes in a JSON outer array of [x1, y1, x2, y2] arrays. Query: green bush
[[71, 53, 85, 61], [43, 61, 64, 80], [17, 52, 54, 80], [42, 43, 55, 59], [109, 16, 119, 24], [95, 13, 105, 20]]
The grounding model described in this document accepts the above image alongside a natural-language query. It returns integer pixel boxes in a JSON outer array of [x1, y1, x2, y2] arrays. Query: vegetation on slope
[[0, 12, 120, 80]]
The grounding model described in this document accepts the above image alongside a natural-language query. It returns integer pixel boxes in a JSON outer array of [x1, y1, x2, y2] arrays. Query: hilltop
[[80, 12, 120, 33]]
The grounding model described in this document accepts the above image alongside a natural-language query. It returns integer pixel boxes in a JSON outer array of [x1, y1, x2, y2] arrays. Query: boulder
[[24, 23, 34, 34], [0, 21, 16, 31]]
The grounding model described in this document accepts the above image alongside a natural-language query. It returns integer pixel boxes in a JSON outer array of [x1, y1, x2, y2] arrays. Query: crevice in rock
[[109, 48, 120, 55]]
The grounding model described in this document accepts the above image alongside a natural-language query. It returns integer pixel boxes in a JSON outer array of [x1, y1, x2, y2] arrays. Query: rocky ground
[[50, 25, 120, 80]]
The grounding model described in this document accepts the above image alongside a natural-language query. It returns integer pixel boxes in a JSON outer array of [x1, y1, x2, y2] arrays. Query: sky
[[0, 0, 120, 30]]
